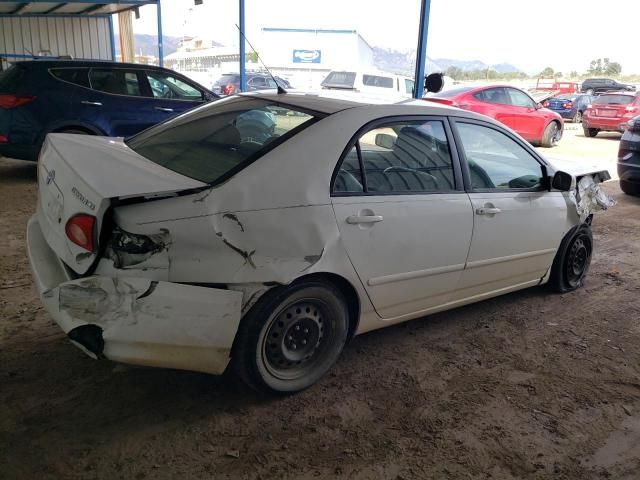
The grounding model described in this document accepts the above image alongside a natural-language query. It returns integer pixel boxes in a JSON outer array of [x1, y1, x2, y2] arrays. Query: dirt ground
[[1, 129, 640, 479]]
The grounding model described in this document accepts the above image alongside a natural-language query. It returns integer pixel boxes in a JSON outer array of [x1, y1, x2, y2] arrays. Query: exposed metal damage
[[104, 227, 172, 269], [570, 174, 616, 222]]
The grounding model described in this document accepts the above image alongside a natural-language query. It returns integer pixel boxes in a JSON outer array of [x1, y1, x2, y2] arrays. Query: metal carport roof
[[0, 1, 156, 16]]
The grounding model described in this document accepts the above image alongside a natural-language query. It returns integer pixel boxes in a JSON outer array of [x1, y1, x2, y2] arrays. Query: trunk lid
[[37, 134, 206, 275]]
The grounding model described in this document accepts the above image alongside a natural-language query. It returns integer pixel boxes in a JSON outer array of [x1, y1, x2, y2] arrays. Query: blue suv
[[0, 60, 217, 161]]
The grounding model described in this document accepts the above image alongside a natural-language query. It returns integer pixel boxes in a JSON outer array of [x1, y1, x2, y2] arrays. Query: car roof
[[239, 89, 488, 118], [15, 59, 170, 71]]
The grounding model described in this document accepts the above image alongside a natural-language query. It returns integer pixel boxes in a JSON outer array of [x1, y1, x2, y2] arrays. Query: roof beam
[[11, 3, 29, 14], [79, 3, 107, 14], [44, 3, 67, 13]]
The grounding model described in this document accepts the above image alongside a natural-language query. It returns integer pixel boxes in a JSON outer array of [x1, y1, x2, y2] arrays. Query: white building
[[258, 27, 375, 90]]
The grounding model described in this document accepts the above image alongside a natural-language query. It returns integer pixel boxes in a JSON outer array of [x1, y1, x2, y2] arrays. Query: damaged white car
[[28, 91, 612, 394]]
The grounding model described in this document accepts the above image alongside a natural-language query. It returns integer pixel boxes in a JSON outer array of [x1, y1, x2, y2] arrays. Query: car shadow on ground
[[2, 282, 545, 446], [0, 157, 37, 184]]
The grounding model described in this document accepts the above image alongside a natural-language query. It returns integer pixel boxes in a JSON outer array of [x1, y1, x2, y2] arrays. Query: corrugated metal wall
[[0, 16, 113, 60]]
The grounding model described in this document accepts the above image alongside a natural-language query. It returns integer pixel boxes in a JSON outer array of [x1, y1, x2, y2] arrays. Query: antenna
[[235, 24, 286, 94]]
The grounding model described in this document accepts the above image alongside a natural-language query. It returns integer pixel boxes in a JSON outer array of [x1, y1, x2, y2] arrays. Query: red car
[[582, 92, 640, 137], [426, 85, 563, 147]]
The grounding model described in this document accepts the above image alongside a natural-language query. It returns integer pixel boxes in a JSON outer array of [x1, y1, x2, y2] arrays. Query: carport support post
[[239, 0, 246, 92], [157, 0, 164, 67], [413, 0, 431, 99]]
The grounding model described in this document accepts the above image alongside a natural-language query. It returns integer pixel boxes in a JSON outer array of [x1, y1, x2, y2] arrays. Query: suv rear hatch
[[36, 133, 206, 275], [591, 94, 637, 119]]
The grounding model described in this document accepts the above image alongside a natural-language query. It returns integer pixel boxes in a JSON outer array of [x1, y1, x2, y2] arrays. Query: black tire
[[232, 281, 349, 394], [548, 224, 593, 293], [540, 121, 561, 147], [573, 110, 583, 123], [583, 127, 599, 138], [620, 179, 640, 196]]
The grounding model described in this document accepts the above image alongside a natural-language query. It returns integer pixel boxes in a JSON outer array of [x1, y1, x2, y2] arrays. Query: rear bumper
[[27, 215, 243, 375], [584, 117, 629, 132]]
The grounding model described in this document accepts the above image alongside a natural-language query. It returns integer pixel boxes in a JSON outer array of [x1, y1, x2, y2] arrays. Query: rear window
[[126, 97, 318, 184], [555, 94, 577, 101], [432, 86, 474, 98], [362, 75, 393, 88], [0, 65, 25, 91], [50, 68, 90, 88], [322, 71, 356, 89], [593, 94, 635, 105]]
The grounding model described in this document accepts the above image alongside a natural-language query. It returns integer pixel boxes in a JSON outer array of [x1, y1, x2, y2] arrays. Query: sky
[[125, 0, 640, 75]]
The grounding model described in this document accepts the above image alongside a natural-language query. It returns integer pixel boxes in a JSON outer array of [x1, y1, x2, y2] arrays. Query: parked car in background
[[581, 78, 635, 95], [321, 70, 415, 98], [0, 60, 216, 161], [533, 78, 579, 95], [544, 93, 593, 122], [618, 115, 640, 196], [425, 85, 563, 147], [582, 92, 640, 137], [213, 73, 291, 96], [27, 91, 606, 394]]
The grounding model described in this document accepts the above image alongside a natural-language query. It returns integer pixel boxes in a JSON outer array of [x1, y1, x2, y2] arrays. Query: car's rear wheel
[[232, 281, 349, 394], [540, 121, 561, 147], [573, 111, 583, 123], [548, 224, 593, 293], [583, 127, 599, 137], [620, 179, 640, 196]]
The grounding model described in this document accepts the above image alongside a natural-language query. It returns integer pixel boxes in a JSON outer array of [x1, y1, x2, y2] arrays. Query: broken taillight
[[0, 94, 36, 109], [65, 214, 96, 252]]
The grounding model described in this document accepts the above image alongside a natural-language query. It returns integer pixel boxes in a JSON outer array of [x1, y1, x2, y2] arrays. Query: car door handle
[[80, 101, 102, 106], [475, 207, 502, 215], [154, 107, 174, 112], [346, 215, 384, 224]]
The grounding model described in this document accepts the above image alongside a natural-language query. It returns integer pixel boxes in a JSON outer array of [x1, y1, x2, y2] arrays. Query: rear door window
[[145, 71, 203, 100], [126, 98, 318, 184], [473, 87, 509, 105], [90, 69, 143, 96], [362, 75, 393, 88], [50, 68, 90, 88]]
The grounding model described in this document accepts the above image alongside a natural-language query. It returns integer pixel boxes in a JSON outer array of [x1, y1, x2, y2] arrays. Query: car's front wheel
[[583, 127, 599, 137], [548, 223, 593, 293], [232, 281, 349, 394]]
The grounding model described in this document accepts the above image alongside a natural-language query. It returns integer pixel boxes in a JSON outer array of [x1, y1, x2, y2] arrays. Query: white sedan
[[27, 91, 610, 394]]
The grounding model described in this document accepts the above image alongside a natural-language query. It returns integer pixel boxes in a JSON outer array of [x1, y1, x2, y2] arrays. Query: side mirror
[[375, 133, 396, 149], [551, 170, 573, 191], [424, 73, 444, 94]]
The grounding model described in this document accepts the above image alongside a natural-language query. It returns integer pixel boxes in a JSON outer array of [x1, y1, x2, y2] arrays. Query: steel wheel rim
[[261, 299, 333, 381], [566, 236, 590, 287], [575, 111, 582, 123]]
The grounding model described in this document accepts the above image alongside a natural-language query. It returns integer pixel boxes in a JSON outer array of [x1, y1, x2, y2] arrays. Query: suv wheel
[[583, 127, 599, 138]]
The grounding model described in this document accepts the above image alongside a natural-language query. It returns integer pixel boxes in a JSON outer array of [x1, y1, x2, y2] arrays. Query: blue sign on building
[[292, 49, 321, 64]]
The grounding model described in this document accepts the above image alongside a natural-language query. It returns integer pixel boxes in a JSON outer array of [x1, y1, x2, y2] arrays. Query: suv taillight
[[625, 106, 638, 114], [65, 214, 96, 252], [0, 94, 36, 109], [223, 83, 235, 95]]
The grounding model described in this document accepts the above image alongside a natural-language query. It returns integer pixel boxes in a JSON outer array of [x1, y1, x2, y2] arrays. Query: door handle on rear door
[[346, 215, 384, 224], [80, 101, 102, 106], [475, 207, 502, 215], [154, 107, 174, 112]]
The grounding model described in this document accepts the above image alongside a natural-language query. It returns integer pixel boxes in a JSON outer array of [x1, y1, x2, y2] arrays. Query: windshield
[[127, 97, 318, 184], [593, 94, 635, 105]]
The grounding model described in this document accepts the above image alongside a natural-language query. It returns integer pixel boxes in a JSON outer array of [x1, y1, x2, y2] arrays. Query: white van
[[321, 71, 415, 98]]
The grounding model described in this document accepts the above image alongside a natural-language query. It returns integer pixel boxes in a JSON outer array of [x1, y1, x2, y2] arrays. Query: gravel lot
[[1, 128, 639, 479]]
